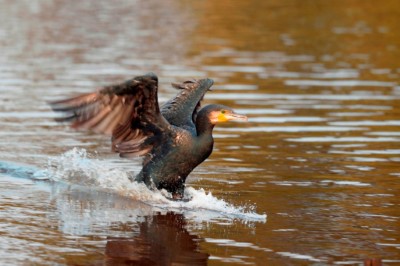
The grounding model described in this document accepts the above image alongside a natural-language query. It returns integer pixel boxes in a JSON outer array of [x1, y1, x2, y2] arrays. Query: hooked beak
[[224, 112, 248, 122]]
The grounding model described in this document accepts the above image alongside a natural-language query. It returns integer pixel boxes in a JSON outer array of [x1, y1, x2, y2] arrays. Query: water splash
[[38, 148, 267, 222]]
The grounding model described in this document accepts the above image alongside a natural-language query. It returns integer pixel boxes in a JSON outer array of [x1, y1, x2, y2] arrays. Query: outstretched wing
[[161, 78, 213, 132], [50, 73, 171, 157]]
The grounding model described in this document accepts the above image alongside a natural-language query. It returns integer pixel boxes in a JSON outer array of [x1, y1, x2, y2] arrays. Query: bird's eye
[[221, 110, 226, 114]]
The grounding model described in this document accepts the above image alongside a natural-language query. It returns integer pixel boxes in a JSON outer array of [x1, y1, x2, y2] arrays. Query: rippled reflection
[[105, 213, 209, 266], [1, 0, 400, 265]]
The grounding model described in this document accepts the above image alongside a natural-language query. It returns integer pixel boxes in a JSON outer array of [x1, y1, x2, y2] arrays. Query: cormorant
[[50, 73, 247, 199]]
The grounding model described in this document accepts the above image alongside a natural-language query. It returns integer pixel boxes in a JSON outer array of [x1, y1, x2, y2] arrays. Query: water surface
[[1, 0, 400, 265]]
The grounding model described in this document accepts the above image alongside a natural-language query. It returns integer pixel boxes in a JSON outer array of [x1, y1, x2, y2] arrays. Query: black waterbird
[[50, 73, 247, 199]]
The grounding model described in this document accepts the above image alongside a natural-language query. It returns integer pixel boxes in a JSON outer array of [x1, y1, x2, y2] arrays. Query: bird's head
[[207, 105, 248, 125]]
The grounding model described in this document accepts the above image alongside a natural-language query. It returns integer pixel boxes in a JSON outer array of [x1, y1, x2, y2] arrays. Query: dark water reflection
[[1, 0, 400, 265], [105, 213, 209, 266]]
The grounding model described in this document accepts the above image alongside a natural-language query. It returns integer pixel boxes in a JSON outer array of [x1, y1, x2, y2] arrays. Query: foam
[[39, 148, 267, 222]]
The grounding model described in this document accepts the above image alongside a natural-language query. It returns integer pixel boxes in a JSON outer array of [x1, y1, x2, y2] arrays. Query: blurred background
[[0, 0, 399, 265]]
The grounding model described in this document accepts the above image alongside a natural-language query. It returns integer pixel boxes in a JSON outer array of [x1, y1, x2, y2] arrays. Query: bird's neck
[[194, 109, 215, 160], [196, 112, 215, 138], [195, 118, 214, 159]]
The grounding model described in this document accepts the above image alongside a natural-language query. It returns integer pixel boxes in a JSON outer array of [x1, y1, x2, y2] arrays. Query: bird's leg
[[172, 192, 183, 200], [132, 171, 157, 191], [132, 171, 144, 182], [171, 181, 185, 200]]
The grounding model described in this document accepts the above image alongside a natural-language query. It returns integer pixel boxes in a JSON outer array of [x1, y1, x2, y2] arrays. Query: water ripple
[[285, 79, 397, 87], [286, 137, 400, 142]]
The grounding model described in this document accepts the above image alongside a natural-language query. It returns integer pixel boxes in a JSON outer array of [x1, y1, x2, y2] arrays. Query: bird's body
[[50, 73, 247, 199], [137, 125, 213, 196]]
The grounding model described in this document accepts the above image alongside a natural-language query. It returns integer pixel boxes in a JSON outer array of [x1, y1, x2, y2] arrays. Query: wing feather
[[161, 78, 213, 131], [50, 73, 171, 158]]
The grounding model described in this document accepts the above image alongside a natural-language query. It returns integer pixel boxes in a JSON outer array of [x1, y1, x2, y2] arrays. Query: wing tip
[[171, 78, 214, 90], [142, 72, 158, 82]]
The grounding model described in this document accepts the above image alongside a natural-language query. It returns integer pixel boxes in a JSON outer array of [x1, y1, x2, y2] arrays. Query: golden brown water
[[1, 0, 399, 265]]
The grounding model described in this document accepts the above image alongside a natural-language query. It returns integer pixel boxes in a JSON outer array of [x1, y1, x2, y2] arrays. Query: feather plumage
[[50, 73, 246, 199]]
